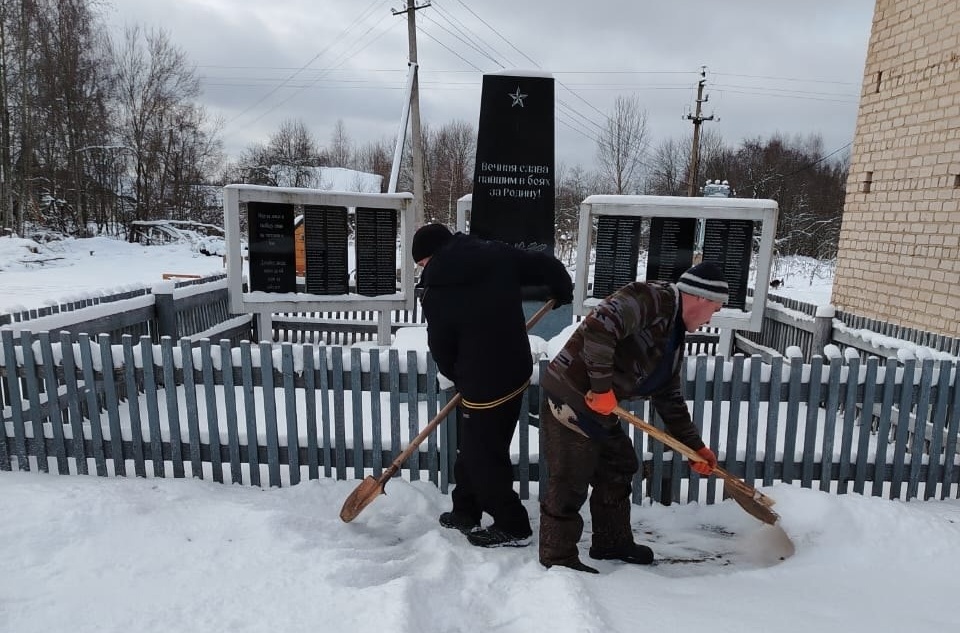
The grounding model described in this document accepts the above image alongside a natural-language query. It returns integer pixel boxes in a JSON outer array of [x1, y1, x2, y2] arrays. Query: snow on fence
[[2, 329, 959, 505], [739, 290, 960, 362], [0, 273, 249, 346]]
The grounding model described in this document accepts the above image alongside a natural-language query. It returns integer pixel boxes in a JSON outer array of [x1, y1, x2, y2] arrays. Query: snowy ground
[[0, 236, 227, 315], [8, 235, 952, 632], [1, 472, 959, 633]]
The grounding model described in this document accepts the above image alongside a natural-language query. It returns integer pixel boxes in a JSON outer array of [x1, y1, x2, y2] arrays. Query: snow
[[3, 235, 959, 632], [0, 237, 226, 316], [2, 473, 958, 633]]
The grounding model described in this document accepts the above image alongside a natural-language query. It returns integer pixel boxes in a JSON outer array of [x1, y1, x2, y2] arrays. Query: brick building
[[833, 0, 960, 336]]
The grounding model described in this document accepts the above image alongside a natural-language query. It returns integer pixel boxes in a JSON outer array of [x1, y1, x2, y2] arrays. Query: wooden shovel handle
[[612, 405, 707, 463], [378, 394, 461, 484], [612, 405, 774, 507]]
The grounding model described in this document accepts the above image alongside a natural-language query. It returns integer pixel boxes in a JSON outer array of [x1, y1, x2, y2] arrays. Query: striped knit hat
[[676, 261, 729, 304]]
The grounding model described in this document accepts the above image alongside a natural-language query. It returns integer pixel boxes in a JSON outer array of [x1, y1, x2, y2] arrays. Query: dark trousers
[[539, 405, 639, 567], [450, 392, 531, 537]]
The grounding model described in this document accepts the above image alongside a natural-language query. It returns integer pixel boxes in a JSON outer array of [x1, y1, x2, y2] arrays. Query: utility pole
[[685, 67, 715, 197], [393, 1, 429, 226]]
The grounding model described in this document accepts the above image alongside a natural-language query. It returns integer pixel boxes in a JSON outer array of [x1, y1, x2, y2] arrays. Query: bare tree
[[0, 1, 14, 232], [114, 25, 203, 232], [355, 136, 394, 193], [32, 0, 116, 235], [264, 118, 319, 186], [595, 95, 648, 194], [327, 119, 353, 168], [555, 162, 600, 264], [723, 133, 847, 258], [423, 119, 474, 226], [647, 137, 688, 196]]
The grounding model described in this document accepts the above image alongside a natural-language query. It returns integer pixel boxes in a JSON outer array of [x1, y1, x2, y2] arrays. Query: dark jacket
[[419, 232, 572, 404], [541, 281, 705, 450]]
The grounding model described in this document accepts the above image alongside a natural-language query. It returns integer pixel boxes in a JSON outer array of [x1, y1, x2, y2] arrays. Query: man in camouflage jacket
[[538, 262, 728, 573]]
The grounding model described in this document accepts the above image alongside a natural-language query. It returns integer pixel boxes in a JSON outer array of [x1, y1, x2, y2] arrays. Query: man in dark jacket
[[412, 223, 573, 548], [538, 261, 727, 573]]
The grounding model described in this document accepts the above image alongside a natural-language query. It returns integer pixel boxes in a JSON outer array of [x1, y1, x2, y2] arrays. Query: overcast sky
[[100, 0, 875, 170]]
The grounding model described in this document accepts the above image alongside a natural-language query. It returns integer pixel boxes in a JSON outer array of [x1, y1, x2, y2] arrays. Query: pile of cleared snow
[[0, 235, 68, 271]]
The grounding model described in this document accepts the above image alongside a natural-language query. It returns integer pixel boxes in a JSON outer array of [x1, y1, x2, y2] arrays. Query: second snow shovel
[[613, 405, 780, 526], [340, 299, 556, 523]]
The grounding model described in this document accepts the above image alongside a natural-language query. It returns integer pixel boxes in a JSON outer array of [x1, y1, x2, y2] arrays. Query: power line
[[242, 14, 400, 128], [427, 3, 505, 67], [224, 0, 394, 131], [415, 24, 484, 71], [444, 0, 541, 68]]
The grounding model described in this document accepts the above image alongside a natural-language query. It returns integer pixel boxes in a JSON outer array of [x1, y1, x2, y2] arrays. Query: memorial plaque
[[471, 72, 555, 255], [303, 205, 349, 295], [355, 207, 398, 297], [248, 202, 296, 293], [646, 217, 696, 283], [702, 219, 754, 310], [592, 216, 641, 299]]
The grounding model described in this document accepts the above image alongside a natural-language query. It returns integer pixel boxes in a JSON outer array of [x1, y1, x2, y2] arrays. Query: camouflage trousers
[[538, 398, 640, 567]]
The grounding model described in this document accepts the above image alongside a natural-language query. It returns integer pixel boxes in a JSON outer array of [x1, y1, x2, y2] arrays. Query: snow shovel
[[612, 405, 780, 526], [339, 298, 556, 523]]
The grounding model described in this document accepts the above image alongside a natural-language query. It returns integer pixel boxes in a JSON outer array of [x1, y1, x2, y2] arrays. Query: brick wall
[[833, 0, 960, 335]]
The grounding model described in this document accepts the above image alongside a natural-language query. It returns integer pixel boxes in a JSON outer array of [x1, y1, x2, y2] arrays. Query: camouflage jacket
[[541, 281, 705, 450]]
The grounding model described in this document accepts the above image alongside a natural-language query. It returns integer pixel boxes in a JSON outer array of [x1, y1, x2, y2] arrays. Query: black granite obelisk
[[470, 71, 555, 255]]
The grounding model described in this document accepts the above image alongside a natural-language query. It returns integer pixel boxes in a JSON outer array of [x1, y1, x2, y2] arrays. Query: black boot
[[589, 542, 654, 565], [466, 525, 532, 548], [439, 511, 479, 534]]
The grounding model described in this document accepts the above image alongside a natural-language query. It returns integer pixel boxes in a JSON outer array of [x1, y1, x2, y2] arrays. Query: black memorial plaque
[[645, 218, 696, 283], [592, 216, 642, 299], [355, 207, 398, 297], [702, 219, 753, 310], [471, 73, 555, 255], [303, 205, 348, 295], [247, 202, 296, 293]]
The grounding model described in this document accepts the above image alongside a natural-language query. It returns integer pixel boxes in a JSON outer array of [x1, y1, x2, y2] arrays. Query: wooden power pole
[[685, 67, 715, 197], [393, 1, 429, 226]]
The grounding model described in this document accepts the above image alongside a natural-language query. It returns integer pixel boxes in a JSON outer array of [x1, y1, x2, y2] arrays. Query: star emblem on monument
[[508, 86, 527, 107]]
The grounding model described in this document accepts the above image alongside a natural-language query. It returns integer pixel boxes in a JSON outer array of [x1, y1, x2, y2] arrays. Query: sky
[[98, 0, 875, 169], [4, 237, 960, 632]]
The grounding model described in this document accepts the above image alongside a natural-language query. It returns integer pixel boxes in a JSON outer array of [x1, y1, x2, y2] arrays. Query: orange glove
[[584, 390, 617, 415], [690, 446, 717, 476]]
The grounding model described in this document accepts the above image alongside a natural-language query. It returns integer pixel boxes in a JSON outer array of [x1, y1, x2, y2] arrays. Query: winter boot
[[589, 542, 654, 565], [466, 525, 532, 548], [439, 511, 479, 535]]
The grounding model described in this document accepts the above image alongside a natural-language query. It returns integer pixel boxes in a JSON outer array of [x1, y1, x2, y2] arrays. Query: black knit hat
[[412, 223, 453, 262], [676, 261, 729, 304]]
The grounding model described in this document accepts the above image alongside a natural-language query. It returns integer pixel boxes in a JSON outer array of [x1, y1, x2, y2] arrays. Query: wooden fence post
[[811, 304, 835, 360], [153, 281, 178, 340]]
